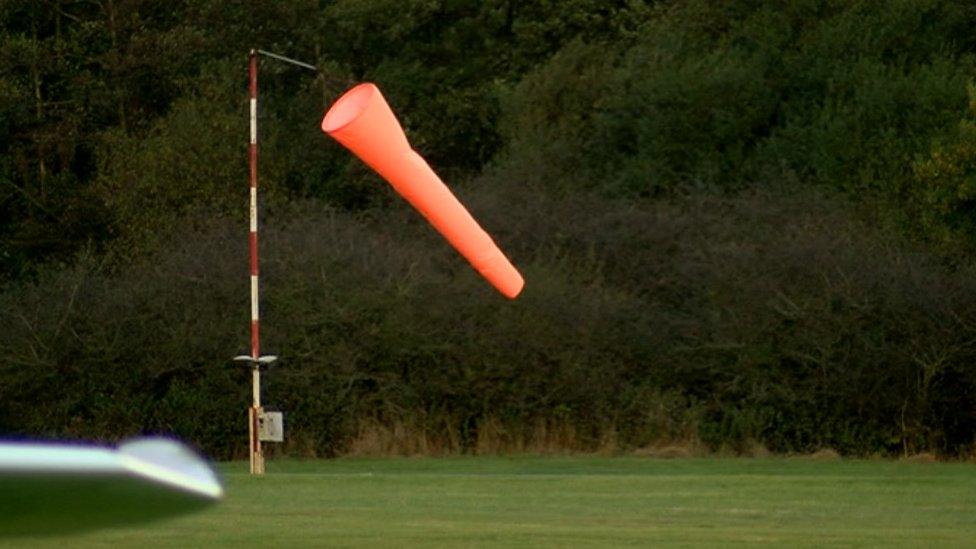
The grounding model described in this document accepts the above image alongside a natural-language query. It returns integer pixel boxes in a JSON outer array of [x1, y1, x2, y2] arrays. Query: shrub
[[3, 186, 975, 457]]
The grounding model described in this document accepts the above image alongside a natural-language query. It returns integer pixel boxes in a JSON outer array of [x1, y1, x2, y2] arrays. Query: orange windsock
[[321, 83, 524, 299]]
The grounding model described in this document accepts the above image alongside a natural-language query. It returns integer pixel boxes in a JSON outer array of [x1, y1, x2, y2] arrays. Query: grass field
[[7, 456, 976, 547]]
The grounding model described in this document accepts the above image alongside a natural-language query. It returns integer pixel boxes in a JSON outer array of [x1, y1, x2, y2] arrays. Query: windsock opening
[[322, 83, 377, 133]]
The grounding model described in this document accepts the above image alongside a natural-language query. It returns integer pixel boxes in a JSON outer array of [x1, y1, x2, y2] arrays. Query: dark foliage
[[2, 189, 975, 457], [2, 0, 976, 457]]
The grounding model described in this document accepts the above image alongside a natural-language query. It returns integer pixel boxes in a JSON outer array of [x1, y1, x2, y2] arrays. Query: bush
[[2, 186, 975, 457]]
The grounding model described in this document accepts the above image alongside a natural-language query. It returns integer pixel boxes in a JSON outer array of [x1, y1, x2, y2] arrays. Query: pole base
[[249, 406, 265, 475]]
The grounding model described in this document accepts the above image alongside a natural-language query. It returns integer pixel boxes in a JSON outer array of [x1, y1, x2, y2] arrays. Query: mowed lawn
[[7, 456, 976, 547]]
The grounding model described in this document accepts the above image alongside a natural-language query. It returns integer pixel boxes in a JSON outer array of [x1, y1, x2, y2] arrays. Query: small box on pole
[[258, 411, 284, 442]]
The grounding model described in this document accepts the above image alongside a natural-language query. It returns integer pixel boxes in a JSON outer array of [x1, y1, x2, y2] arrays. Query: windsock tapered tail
[[321, 83, 524, 299]]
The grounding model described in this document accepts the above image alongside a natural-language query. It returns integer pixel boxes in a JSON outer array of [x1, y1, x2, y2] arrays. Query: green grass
[[7, 457, 976, 547]]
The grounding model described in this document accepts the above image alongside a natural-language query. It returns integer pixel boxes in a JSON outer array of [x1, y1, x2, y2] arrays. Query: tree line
[[2, 0, 976, 458]]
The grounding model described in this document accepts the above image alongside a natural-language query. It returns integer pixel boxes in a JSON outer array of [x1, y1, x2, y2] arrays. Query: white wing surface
[[0, 437, 222, 537]]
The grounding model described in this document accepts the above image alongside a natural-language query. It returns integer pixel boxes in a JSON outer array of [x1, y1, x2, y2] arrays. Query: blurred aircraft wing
[[0, 437, 222, 538]]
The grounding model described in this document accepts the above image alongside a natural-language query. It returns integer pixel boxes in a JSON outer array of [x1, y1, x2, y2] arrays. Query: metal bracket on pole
[[256, 49, 318, 72], [232, 355, 279, 368]]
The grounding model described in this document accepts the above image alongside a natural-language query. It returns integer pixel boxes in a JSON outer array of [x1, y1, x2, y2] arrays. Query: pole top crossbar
[[255, 49, 317, 71]]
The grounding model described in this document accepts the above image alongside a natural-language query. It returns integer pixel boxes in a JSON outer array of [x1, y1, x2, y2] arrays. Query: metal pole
[[235, 48, 313, 475], [247, 49, 264, 475]]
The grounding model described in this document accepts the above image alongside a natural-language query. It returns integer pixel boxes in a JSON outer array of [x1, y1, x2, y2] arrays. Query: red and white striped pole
[[234, 49, 315, 475], [247, 49, 264, 475], [249, 49, 260, 366]]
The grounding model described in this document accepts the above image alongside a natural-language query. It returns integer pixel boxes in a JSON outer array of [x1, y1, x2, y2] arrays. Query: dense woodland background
[[3, 0, 976, 459]]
